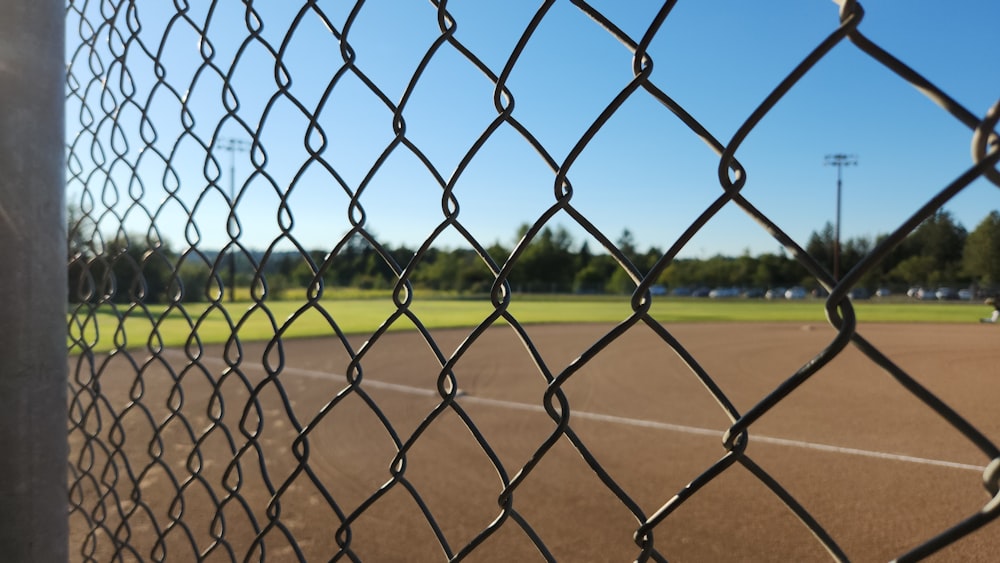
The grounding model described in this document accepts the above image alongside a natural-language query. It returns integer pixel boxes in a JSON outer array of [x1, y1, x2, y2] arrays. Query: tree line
[[68, 209, 1000, 304]]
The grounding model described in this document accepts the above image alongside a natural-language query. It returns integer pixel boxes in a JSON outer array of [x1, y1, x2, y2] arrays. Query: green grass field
[[67, 296, 993, 354]]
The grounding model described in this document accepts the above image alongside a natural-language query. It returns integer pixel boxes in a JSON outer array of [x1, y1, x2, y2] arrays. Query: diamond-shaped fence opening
[[57, 1, 1000, 561]]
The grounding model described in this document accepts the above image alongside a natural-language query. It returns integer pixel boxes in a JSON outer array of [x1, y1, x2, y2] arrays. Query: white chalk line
[[168, 352, 987, 474]]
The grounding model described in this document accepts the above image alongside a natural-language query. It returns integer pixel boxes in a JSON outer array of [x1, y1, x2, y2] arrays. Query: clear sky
[[67, 0, 1000, 259]]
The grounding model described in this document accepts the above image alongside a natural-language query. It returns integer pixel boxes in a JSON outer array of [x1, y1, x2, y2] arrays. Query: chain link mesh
[[66, 1, 1000, 561]]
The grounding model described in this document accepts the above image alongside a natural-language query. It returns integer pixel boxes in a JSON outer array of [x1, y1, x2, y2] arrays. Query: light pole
[[218, 137, 250, 302], [824, 153, 857, 281]]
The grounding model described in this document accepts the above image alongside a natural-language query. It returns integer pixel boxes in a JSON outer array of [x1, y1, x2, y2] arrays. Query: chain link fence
[[65, 1, 1000, 561]]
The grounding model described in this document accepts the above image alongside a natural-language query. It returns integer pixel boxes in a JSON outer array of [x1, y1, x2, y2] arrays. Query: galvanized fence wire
[[64, 0, 1000, 561]]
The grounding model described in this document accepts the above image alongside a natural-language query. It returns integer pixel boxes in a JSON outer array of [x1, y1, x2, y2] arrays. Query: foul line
[[451, 395, 986, 474], [172, 353, 987, 474]]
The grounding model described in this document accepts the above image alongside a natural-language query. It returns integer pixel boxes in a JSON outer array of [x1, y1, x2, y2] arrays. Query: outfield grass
[[67, 296, 992, 354]]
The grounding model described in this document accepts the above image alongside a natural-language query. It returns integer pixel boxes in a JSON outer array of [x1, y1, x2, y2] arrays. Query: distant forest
[[67, 209, 1000, 303]]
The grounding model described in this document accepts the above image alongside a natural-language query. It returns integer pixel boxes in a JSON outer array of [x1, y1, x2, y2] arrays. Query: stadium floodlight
[[824, 153, 858, 281], [219, 137, 251, 303]]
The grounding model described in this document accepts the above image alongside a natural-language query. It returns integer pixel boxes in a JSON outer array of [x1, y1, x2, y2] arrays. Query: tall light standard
[[824, 153, 857, 281], [218, 137, 250, 302]]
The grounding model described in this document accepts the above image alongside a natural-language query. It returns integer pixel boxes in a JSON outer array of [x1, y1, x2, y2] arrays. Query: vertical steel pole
[[825, 154, 857, 282], [835, 164, 842, 281], [219, 138, 248, 303], [0, 1, 68, 561], [229, 149, 237, 303]]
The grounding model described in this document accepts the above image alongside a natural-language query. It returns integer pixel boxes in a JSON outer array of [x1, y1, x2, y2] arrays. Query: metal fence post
[[0, 1, 68, 561]]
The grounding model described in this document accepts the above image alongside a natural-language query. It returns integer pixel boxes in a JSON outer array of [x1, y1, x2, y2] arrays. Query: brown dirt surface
[[68, 322, 1000, 562]]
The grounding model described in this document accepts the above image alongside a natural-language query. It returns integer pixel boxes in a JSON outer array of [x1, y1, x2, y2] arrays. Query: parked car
[[958, 288, 974, 301], [784, 286, 807, 299], [765, 287, 786, 300], [875, 288, 892, 298], [650, 284, 667, 296], [709, 287, 741, 298], [848, 287, 870, 300], [935, 287, 955, 300]]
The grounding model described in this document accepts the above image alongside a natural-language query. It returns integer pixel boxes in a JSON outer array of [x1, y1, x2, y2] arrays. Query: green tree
[[892, 255, 938, 286], [616, 228, 638, 265], [893, 210, 967, 284], [963, 210, 1000, 285], [805, 221, 883, 283], [658, 258, 700, 288], [67, 206, 90, 302], [176, 258, 216, 302], [805, 222, 835, 275], [605, 267, 635, 294], [573, 255, 614, 293], [86, 235, 176, 304], [577, 240, 592, 270], [512, 225, 575, 292]]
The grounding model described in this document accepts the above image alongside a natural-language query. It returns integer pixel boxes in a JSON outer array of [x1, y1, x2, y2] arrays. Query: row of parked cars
[[906, 287, 975, 301], [660, 286, 815, 299], [652, 285, 980, 301]]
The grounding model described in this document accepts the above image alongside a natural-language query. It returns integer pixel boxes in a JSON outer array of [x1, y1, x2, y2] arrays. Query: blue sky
[[67, 1, 1000, 259]]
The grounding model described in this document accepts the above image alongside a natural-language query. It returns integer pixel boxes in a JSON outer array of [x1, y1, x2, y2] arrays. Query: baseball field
[[67, 300, 1000, 561]]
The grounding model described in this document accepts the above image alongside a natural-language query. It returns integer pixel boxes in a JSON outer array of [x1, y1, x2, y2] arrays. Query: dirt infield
[[68, 322, 1000, 562]]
